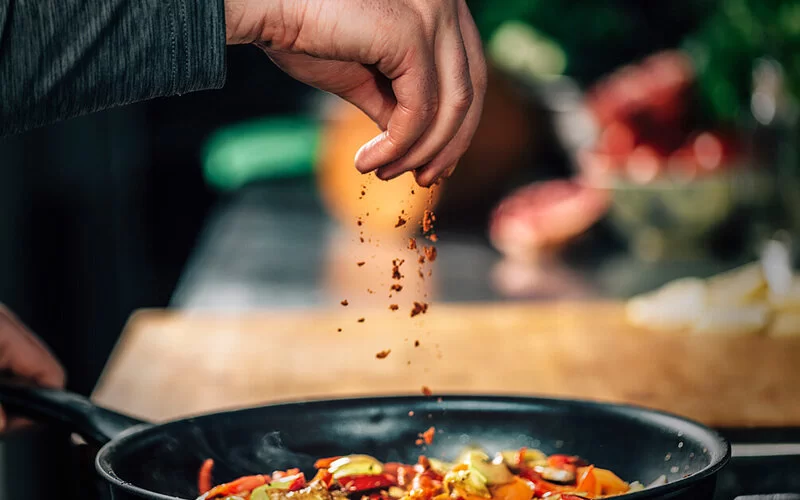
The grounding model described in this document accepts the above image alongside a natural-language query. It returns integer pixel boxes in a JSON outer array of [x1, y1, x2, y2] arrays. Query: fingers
[[414, 0, 487, 186], [0, 306, 65, 389], [354, 30, 439, 174], [374, 22, 473, 181], [334, 66, 396, 131]]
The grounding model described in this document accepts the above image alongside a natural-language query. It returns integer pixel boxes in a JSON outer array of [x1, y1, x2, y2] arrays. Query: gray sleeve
[[0, 0, 227, 137]]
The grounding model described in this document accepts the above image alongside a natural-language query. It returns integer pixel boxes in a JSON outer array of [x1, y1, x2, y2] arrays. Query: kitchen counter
[[92, 302, 800, 428]]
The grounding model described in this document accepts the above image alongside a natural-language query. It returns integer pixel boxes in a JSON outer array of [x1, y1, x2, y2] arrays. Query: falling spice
[[418, 255, 425, 264], [420, 427, 436, 445], [357, 219, 363, 227], [408, 411, 415, 417], [414, 340, 420, 347], [361, 190, 366, 196], [418, 269, 425, 279], [357, 261, 365, 267], [415, 438, 424, 446], [367, 289, 374, 294], [341, 300, 349, 306], [408, 238, 417, 250], [410, 301, 429, 317], [422, 210, 435, 233], [391, 259, 405, 280], [428, 234, 439, 242], [376, 349, 391, 359], [390, 284, 403, 292], [337, 328, 342, 332], [423, 246, 437, 262], [421, 386, 433, 397], [359, 237, 365, 243], [395, 216, 407, 228], [389, 304, 399, 311], [357, 318, 365, 323]]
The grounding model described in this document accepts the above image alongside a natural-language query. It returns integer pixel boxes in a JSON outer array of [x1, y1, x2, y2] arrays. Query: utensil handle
[[0, 380, 146, 444]]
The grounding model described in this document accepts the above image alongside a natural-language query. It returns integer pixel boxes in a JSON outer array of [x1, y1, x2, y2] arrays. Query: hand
[[224, 0, 487, 187], [0, 305, 65, 431]]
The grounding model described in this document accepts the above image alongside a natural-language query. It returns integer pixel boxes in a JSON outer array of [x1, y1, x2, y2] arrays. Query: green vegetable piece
[[427, 458, 453, 477], [459, 450, 514, 486], [444, 467, 491, 499], [328, 455, 384, 480], [499, 449, 547, 468], [250, 486, 271, 500]]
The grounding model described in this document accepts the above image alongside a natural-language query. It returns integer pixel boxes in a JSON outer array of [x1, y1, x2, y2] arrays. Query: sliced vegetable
[[329, 455, 384, 479], [337, 473, 396, 493], [444, 463, 491, 498], [314, 456, 342, 469], [459, 449, 515, 485], [575, 467, 599, 497], [199, 459, 214, 495], [199, 448, 642, 500]]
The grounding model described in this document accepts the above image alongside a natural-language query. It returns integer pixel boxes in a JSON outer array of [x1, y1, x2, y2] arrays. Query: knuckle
[[451, 84, 474, 112]]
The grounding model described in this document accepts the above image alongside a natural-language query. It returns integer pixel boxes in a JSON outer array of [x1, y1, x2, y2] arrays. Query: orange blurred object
[[315, 101, 440, 236]]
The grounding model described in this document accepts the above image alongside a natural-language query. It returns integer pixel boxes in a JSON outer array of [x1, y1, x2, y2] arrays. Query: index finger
[[354, 33, 439, 173]]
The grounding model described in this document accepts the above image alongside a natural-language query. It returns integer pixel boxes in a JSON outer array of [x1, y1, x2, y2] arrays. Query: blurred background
[[1, 0, 798, 396]]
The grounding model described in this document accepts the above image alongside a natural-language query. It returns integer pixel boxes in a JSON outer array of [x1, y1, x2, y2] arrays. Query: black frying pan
[[0, 382, 730, 500]]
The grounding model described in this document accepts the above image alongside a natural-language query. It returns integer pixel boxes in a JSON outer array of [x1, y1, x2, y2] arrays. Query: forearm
[[0, 0, 227, 136]]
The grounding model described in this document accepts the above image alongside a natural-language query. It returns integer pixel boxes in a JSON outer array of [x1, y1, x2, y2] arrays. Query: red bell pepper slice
[[314, 456, 342, 469], [311, 468, 334, 488], [282, 472, 307, 491], [337, 473, 397, 492], [198, 459, 214, 495], [546, 455, 586, 468], [203, 474, 269, 498]]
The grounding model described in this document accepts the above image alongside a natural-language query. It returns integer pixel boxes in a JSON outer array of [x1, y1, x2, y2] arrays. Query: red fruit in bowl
[[598, 121, 637, 157], [667, 147, 699, 183], [489, 179, 611, 261], [692, 132, 725, 172], [626, 145, 662, 185]]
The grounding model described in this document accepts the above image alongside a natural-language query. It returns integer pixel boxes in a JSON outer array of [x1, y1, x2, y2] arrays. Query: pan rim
[[95, 394, 731, 500]]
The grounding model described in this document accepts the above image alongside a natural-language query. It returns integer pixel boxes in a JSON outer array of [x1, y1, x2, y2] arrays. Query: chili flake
[[421, 427, 435, 445], [410, 302, 428, 317], [423, 246, 437, 262], [341, 300, 349, 306], [375, 349, 391, 359], [421, 386, 433, 396], [389, 304, 399, 311]]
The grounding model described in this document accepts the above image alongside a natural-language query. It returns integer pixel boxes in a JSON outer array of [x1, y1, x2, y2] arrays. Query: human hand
[[0, 305, 65, 431], [224, 0, 487, 187]]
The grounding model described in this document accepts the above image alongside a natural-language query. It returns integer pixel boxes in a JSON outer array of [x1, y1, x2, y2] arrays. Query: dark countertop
[[170, 178, 741, 310]]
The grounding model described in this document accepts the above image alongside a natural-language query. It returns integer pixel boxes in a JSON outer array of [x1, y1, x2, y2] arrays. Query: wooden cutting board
[[91, 301, 800, 428]]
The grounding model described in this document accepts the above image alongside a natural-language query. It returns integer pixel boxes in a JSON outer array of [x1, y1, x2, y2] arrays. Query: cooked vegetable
[[198, 448, 646, 500]]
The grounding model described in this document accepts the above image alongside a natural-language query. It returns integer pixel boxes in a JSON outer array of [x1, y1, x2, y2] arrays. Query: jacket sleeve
[[0, 0, 227, 136]]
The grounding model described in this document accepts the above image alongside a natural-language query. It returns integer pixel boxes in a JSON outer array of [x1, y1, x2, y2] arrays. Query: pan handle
[[0, 380, 147, 444]]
